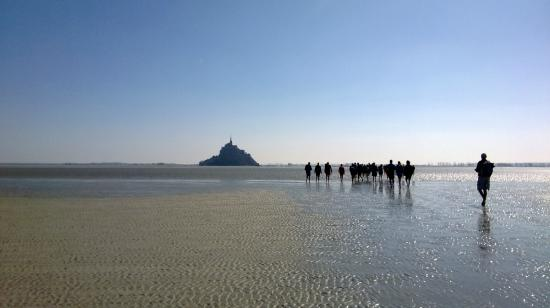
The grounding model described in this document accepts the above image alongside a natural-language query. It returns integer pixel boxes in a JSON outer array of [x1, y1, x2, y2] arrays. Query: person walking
[[338, 164, 345, 182], [386, 160, 396, 186], [324, 162, 332, 182], [371, 163, 378, 182], [314, 163, 322, 182], [403, 160, 415, 187], [378, 164, 384, 182], [305, 162, 312, 182], [396, 161, 404, 186], [475, 153, 494, 207], [350, 163, 357, 183]]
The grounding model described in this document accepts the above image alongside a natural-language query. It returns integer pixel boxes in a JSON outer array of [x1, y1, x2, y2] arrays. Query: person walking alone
[[475, 153, 494, 207]]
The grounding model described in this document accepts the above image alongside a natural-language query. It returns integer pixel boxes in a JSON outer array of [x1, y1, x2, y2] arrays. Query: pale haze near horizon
[[1, 1, 549, 165]]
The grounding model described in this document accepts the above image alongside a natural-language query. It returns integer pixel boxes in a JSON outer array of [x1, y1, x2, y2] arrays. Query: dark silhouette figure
[[361, 164, 368, 182], [324, 162, 332, 182], [371, 163, 377, 182], [475, 153, 494, 207], [314, 163, 322, 182], [338, 164, 345, 182], [403, 160, 415, 187], [396, 161, 404, 186], [386, 160, 396, 185], [357, 163, 363, 182], [378, 164, 384, 182], [305, 162, 312, 182], [350, 163, 357, 183]]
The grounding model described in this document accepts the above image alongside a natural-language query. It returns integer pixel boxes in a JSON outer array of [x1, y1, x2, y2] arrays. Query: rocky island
[[199, 138, 260, 166]]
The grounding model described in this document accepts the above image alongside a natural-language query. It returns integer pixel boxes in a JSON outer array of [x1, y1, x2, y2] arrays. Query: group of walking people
[[304, 153, 495, 208], [304, 160, 416, 187]]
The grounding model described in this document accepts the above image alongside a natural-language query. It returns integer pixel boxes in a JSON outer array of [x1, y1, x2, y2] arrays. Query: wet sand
[[2, 172, 549, 307], [0, 191, 330, 307]]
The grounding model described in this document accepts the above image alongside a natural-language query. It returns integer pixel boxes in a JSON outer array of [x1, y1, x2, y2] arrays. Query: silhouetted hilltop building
[[199, 138, 260, 166]]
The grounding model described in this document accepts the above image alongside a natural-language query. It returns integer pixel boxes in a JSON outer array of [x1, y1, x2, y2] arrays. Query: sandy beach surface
[[1, 190, 352, 307], [2, 167, 549, 307]]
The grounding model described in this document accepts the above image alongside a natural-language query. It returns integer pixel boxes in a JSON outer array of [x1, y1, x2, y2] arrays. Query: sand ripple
[[0, 191, 376, 307]]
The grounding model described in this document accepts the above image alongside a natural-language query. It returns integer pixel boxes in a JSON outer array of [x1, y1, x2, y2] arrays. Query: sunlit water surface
[[1, 166, 549, 307]]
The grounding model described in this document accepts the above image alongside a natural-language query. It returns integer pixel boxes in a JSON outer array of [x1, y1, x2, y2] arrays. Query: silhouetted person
[[305, 162, 312, 182], [324, 162, 332, 182], [338, 164, 345, 182], [350, 163, 357, 183], [386, 160, 396, 185], [403, 160, 415, 187], [475, 153, 494, 207], [378, 164, 384, 182], [396, 161, 404, 186], [314, 163, 322, 182], [371, 163, 378, 182], [361, 164, 368, 182]]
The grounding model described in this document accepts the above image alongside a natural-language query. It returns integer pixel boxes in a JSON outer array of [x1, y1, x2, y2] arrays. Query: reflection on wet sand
[[405, 186, 413, 205], [346, 180, 414, 206], [477, 208, 497, 277], [478, 208, 495, 252], [388, 183, 396, 200]]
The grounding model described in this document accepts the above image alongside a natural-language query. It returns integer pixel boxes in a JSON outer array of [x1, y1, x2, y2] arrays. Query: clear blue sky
[[1, 0, 549, 164]]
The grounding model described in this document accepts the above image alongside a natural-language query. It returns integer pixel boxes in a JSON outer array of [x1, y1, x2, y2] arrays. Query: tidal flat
[[1, 166, 549, 307]]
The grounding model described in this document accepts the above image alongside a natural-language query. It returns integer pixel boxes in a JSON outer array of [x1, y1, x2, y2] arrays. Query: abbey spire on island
[[199, 138, 260, 166]]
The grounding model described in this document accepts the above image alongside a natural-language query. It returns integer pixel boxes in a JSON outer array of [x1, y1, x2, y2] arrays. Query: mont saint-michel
[[199, 138, 259, 166]]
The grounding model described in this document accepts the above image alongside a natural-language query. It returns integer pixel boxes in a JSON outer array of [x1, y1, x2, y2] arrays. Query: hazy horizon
[[2, 155, 550, 166], [2, 1, 549, 164]]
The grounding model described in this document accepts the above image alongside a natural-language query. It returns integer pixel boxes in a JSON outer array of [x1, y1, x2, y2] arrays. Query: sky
[[1, 0, 549, 164]]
